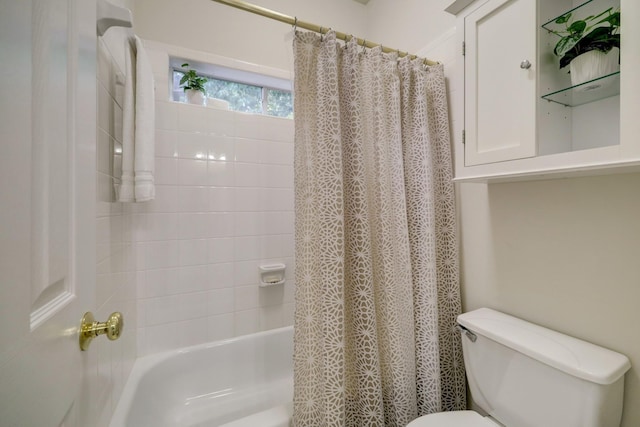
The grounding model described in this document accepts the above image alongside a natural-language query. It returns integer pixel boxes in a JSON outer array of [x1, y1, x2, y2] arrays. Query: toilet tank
[[458, 308, 631, 427]]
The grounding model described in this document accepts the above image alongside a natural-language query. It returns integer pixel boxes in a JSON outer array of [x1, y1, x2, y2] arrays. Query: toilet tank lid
[[458, 308, 631, 385]]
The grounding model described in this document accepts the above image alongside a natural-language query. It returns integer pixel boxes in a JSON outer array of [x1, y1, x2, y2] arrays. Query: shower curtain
[[292, 31, 465, 427]]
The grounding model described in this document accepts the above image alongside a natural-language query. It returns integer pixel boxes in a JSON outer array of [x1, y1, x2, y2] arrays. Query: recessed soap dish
[[259, 263, 286, 287]]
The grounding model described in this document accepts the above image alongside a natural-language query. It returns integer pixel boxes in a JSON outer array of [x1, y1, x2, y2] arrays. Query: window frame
[[170, 58, 293, 118]]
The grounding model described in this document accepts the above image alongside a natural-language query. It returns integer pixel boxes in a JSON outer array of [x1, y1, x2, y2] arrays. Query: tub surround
[[134, 41, 295, 357]]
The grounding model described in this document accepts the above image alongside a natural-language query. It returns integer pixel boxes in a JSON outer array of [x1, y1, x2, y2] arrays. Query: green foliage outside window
[[266, 89, 293, 118], [205, 78, 262, 114]]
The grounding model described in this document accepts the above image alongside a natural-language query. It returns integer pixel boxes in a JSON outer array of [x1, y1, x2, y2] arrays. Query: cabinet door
[[464, 0, 537, 166]]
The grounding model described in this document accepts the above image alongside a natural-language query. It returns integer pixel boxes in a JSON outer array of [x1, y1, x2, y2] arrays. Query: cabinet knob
[[520, 59, 532, 69]]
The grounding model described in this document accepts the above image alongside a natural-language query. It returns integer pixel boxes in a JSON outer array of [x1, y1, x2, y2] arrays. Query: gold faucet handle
[[79, 311, 124, 351]]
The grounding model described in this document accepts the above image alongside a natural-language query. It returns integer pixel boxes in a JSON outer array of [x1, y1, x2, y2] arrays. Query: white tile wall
[[94, 36, 138, 426], [135, 42, 296, 356]]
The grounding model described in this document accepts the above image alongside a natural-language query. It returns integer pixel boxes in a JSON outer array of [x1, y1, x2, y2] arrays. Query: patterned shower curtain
[[292, 31, 465, 427]]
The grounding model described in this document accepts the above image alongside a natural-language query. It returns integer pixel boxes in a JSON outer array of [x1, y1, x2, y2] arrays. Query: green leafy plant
[[180, 63, 208, 94], [550, 7, 620, 69]]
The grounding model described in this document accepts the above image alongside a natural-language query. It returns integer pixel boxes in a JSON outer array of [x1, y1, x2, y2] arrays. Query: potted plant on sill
[[180, 63, 208, 105], [551, 6, 620, 88]]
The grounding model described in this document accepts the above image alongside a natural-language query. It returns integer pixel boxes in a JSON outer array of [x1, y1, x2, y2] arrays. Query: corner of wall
[[95, 33, 138, 426]]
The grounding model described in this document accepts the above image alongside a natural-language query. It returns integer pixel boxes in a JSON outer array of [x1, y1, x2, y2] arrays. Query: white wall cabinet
[[453, 0, 640, 182], [464, 0, 537, 166]]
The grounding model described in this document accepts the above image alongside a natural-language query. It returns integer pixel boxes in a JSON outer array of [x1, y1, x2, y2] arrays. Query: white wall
[[133, 0, 369, 71], [366, 1, 640, 425], [366, 0, 456, 55]]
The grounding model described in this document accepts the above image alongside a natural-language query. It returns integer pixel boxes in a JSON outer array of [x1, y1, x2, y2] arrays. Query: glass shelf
[[539, 0, 620, 107], [541, 0, 596, 33], [541, 71, 619, 107]]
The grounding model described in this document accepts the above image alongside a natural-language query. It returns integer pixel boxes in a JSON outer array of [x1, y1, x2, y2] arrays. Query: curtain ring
[[319, 26, 324, 41], [322, 27, 331, 42], [293, 17, 297, 32], [343, 34, 351, 50], [361, 39, 366, 53]]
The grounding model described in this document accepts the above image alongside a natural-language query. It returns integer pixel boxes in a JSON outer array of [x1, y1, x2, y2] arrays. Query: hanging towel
[[117, 37, 136, 202], [133, 36, 155, 201], [118, 35, 155, 202]]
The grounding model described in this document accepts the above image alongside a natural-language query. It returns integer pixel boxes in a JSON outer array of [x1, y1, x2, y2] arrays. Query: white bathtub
[[109, 326, 293, 427]]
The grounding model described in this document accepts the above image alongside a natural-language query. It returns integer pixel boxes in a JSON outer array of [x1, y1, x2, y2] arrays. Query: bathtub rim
[[108, 325, 294, 427]]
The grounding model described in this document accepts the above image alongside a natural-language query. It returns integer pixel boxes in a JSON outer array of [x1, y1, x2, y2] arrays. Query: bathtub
[[109, 326, 293, 427]]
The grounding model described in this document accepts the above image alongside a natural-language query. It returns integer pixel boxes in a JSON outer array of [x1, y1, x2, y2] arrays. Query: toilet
[[408, 308, 631, 427]]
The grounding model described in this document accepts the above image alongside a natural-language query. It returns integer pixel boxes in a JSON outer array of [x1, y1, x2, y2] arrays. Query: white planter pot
[[185, 89, 206, 106], [569, 48, 619, 88]]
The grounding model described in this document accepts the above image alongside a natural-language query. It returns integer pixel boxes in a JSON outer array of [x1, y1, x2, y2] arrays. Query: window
[[172, 69, 293, 118]]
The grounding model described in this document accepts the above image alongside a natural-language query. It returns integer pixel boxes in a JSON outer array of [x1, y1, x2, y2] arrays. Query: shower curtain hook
[[361, 39, 366, 53], [293, 16, 297, 32], [347, 34, 354, 49], [319, 26, 324, 41]]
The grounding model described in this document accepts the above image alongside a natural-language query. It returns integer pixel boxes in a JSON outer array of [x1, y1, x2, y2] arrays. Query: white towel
[[118, 35, 155, 202], [133, 36, 155, 201], [118, 37, 135, 202]]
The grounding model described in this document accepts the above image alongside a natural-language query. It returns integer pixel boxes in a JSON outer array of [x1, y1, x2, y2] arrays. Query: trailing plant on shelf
[[180, 63, 208, 94], [550, 6, 620, 69]]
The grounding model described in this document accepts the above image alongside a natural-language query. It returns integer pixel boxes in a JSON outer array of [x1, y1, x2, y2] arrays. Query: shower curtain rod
[[209, 0, 439, 66]]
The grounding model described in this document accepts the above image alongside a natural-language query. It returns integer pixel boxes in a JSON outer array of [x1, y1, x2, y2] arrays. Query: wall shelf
[[445, 0, 476, 15], [97, 0, 132, 36], [541, 71, 620, 107]]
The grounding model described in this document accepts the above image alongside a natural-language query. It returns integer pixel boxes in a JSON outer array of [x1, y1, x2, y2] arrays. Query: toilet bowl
[[408, 308, 630, 427]]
